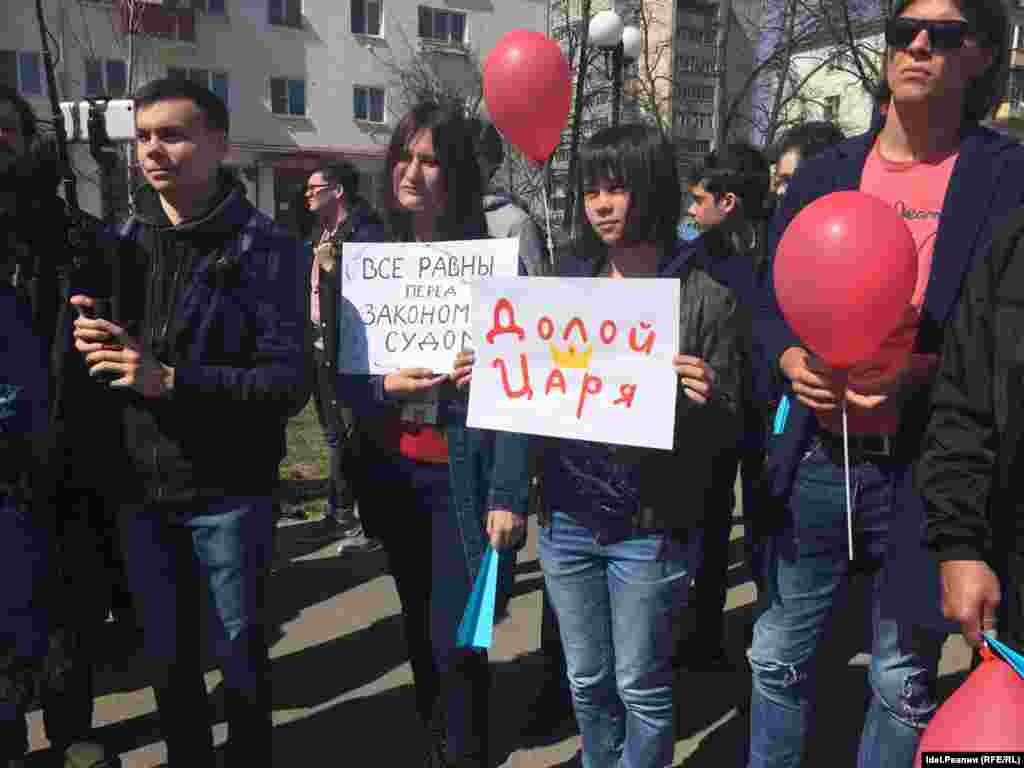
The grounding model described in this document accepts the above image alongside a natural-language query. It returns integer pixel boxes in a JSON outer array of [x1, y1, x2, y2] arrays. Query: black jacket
[[310, 199, 386, 372], [917, 206, 1024, 632], [533, 241, 744, 536], [110, 177, 311, 504], [1, 182, 122, 498]]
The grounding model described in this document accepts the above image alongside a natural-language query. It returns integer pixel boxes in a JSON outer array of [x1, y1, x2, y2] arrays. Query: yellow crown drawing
[[550, 342, 592, 369]]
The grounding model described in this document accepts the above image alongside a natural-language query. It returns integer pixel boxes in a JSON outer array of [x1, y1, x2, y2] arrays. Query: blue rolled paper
[[456, 545, 499, 650], [985, 632, 1024, 680]]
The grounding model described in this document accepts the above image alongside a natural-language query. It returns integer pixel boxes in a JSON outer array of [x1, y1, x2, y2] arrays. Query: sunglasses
[[885, 17, 971, 51]]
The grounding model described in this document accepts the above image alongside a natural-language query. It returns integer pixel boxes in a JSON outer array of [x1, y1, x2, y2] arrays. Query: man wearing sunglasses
[[750, 0, 1024, 766], [301, 163, 385, 554]]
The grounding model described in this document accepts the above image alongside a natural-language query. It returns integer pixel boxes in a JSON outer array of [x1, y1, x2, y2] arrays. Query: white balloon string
[[542, 173, 555, 271], [843, 398, 854, 562]]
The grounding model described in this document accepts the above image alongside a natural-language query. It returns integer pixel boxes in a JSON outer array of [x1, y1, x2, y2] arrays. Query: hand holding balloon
[[780, 347, 843, 413], [774, 191, 918, 371]]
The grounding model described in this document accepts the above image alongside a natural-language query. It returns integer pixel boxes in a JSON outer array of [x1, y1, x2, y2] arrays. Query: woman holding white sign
[[337, 101, 529, 768], [475, 124, 742, 768]]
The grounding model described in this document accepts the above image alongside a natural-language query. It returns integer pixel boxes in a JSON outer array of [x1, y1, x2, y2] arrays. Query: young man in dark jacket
[[917, 209, 1024, 650], [301, 162, 384, 552], [71, 78, 310, 767], [679, 143, 772, 671]]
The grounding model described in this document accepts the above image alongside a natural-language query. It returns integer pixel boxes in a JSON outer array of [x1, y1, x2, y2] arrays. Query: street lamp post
[[588, 10, 642, 126]]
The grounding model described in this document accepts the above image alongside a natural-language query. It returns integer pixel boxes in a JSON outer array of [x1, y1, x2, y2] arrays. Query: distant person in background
[[771, 121, 846, 201], [469, 118, 549, 277], [301, 162, 385, 554], [677, 143, 773, 674]]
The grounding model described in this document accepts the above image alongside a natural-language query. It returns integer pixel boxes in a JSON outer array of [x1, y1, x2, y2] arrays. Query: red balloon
[[774, 191, 918, 369], [483, 30, 572, 165], [915, 648, 1024, 766]]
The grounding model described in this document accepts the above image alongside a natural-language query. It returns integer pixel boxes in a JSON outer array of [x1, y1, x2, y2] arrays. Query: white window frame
[[270, 76, 306, 116], [353, 85, 386, 124], [418, 5, 467, 46], [351, 0, 382, 36]]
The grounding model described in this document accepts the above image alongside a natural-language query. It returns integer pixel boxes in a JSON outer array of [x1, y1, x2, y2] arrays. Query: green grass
[[279, 402, 331, 520]]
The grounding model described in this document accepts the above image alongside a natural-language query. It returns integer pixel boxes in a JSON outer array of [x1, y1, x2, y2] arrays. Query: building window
[[168, 67, 229, 105], [271, 77, 306, 116], [679, 84, 714, 101], [823, 94, 840, 122], [1, 51, 44, 97], [1009, 66, 1024, 103], [86, 58, 127, 98], [353, 85, 385, 123], [269, 0, 301, 27], [677, 54, 716, 74], [351, 0, 381, 34], [678, 25, 716, 44], [189, 0, 226, 12], [418, 6, 466, 45]]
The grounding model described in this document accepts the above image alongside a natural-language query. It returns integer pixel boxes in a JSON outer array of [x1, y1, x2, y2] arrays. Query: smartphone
[[59, 100, 136, 144]]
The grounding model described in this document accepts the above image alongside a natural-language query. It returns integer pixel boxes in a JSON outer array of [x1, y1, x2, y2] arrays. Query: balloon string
[[843, 398, 854, 562], [542, 176, 555, 271]]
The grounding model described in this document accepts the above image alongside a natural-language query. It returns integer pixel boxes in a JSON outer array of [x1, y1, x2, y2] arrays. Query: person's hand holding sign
[[452, 350, 475, 391], [674, 353, 716, 405], [383, 369, 446, 399]]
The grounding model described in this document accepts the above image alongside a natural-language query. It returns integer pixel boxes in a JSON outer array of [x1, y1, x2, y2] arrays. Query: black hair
[[313, 161, 360, 200], [775, 121, 845, 163], [133, 77, 230, 134], [467, 118, 504, 178], [688, 142, 771, 222], [382, 101, 486, 241], [575, 124, 681, 259], [0, 85, 38, 140], [874, 0, 1009, 123]]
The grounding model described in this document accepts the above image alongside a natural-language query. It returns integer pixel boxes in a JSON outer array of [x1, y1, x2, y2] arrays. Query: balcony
[[118, 2, 197, 43]]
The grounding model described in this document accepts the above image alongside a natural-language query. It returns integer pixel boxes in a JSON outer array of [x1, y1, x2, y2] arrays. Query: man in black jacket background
[[0, 83, 125, 768], [918, 209, 1024, 649]]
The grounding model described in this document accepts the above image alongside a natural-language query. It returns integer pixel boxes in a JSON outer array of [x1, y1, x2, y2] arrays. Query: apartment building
[[2, 0, 547, 222]]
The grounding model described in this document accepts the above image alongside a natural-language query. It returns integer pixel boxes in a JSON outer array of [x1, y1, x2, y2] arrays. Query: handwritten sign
[[337, 239, 519, 373], [466, 278, 681, 450]]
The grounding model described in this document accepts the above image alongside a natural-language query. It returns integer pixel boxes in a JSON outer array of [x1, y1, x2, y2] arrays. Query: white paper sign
[[337, 239, 520, 374], [466, 277, 681, 450]]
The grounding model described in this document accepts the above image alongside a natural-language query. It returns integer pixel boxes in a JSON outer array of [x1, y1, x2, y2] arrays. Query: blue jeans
[[539, 511, 699, 768], [747, 440, 944, 768], [119, 496, 275, 768]]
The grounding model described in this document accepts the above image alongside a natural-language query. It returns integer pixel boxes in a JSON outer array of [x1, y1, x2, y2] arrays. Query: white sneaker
[[336, 526, 383, 554]]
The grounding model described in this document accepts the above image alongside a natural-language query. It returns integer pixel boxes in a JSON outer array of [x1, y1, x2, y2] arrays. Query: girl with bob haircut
[[339, 102, 529, 768], [525, 124, 744, 767]]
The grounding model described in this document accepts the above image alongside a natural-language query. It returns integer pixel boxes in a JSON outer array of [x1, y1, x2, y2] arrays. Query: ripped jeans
[[747, 439, 944, 768]]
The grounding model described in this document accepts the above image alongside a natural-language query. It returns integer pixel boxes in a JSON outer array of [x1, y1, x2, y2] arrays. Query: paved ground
[[25, 513, 973, 767]]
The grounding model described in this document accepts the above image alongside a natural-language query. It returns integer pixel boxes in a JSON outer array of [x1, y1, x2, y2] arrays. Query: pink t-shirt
[[818, 144, 957, 435]]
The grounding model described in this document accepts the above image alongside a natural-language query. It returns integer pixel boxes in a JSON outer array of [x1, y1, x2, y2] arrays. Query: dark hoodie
[[112, 174, 311, 504]]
